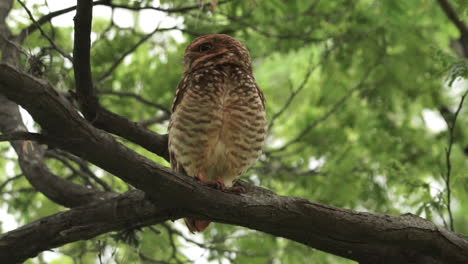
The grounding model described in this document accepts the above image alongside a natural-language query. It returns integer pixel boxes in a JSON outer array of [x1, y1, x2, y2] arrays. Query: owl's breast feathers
[[168, 65, 267, 186]]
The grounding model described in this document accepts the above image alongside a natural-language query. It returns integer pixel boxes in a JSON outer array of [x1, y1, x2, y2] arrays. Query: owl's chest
[[169, 70, 266, 180]]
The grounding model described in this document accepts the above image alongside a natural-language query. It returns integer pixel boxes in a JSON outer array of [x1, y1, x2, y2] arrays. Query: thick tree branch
[[0, 5, 114, 209], [1, 64, 468, 264], [0, 190, 171, 263], [71, 1, 170, 160], [98, 89, 170, 114], [74, 0, 98, 120], [0, 96, 115, 207], [269, 58, 380, 154]]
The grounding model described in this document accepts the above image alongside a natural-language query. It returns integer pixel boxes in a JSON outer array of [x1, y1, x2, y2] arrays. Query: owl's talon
[[196, 172, 209, 183], [207, 180, 226, 191], [226, 185, 246, 194]]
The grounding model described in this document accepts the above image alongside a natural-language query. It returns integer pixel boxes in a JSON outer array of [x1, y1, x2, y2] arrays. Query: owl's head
[[183, 34, 252, 73]]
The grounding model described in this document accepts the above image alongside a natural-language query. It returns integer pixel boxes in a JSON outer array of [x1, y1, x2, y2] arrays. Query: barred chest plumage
[[168, 65, 267, 186]]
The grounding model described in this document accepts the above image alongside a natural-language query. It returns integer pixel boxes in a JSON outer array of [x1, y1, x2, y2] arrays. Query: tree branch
[[70, 1, 170, 159], [0, 131, 46, 142], [17, 0, 73, 62], [1, 63, 468, 264], [269, 58, 380, 154], [0, 190, 171, 263], [0, 96, 115, 208], [437, 0, 468, 57], [74, 0, 98, 120], [0, 1, 114, 209], [443, 90, 468, 231], [96, 26, 175, 83], [17, 0, 232, 43], [98, 89, 170, 114]]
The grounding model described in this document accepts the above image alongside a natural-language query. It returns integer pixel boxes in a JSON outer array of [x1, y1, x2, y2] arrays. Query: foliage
[[1, 0, 468, 263]]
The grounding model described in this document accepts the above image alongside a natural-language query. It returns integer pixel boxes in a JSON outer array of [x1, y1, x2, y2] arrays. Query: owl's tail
[[184, 218, 211, 232]]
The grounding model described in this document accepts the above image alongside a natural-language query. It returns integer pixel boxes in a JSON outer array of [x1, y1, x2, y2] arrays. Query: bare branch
[[437, 0, 468, 57], [18, 0, 233, 42], [268, 56, 382, 154], [0, 174, 23, 193], [104, 0, 232, 13], [70, 1, 170, 159], [0, 190, 171, 263], [73, 0, 98, 120], [17, 0, 73, 62], [0, 131, 46, 143], [98, 90, 170, 114], [268, 47, 334, 131], [443, 89, 468, 231], [96, 26, 176, 83], [45, 150, 113, 192], [437, 0, 468, 37]]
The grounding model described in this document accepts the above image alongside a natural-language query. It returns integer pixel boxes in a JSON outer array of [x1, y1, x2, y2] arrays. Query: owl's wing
[[169, 149, 187, 174], [169, 76, 189, 174], [255, 83, 266, 110], [171, 75, 189, 113]]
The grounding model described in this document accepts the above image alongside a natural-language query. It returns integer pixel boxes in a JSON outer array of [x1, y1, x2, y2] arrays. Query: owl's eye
[[199, 43, 213, 52]]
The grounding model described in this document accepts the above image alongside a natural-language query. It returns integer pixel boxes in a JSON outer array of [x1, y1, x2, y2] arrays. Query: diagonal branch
[[96, 26, 176, 83], [0, 131, 46, 142], [269, 58, 380, 154], [0, 95, 115, 208], [0, 0, 112, 209], [98, 90, 170, 114], [437, 0, 468, 57], [268, 47, 334, 131], [0, 190, 171, 263], [17, 0, 73, 62]]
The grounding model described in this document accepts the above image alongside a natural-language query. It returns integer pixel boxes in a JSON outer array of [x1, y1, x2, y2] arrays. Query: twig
[[98, 90, 170, 114], [218, 12, 328, 42], [161, 223, 268, 258], [443, 89, 468, 231], [18, 0, 233, 42], [46, 150, 113, 192], [269, 57, 382, 154], [17, 0, 73, 62], [96, 25, 176, 83], [0, 174, 23, 192], [268, 47, 333, 131], [107, 0, 232, 13]]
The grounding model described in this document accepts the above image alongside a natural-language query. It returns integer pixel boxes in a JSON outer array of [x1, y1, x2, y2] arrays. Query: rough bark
[[0, 63, 468, 264]]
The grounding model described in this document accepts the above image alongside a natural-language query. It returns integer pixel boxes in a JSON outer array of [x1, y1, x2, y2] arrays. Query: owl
[[168, 34, 267, 232]]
